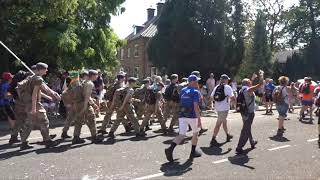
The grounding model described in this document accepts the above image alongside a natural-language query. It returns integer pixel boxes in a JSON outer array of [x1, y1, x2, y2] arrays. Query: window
[[151, 67, 157, 76], [120, 49, 124, 60], [127, 48, 131, 58], [134, 44, 139, 57], [134, 66, 139, 78], [119, 67, 124, 72]]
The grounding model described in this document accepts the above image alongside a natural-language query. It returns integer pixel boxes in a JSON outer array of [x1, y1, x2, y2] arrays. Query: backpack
[[301, 84, 311, 94], [171, 86, 180, 102], [236, 89, 253, 115], [114, 87, 129, 104], [213, 85, 226, 102], [145, 89, 157, 105], [105, 82, 121, 101], [15, 75, 34, 104], [61, 82, 84, 105], [164, 84, 175, 101], [273, 86, 285, 105]]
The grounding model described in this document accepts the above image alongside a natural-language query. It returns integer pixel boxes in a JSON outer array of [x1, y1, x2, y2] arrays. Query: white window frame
[[134, 44, 139, 57], [134, 66, 139, 79], [120, 48, 124, 60], [151, 67, 157, 76], [127, 48, 131, 58]]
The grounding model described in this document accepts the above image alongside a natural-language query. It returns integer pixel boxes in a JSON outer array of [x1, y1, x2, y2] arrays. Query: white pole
[[0, 41, 35, 75]]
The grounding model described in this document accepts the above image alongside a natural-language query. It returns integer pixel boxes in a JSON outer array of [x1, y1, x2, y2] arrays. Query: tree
[[148, 0, 245, 78], [251, 11, 272, 75], [0, 0, 125, 73]]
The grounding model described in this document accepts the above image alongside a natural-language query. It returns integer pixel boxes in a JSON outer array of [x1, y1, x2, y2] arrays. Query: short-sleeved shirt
[[27, 75, 45, 112], [180, 87, 201, 118], [265, 83, 276, 95], [211, 84, 234, 111], [242, 86, 256, 113], [0, 82, 12, 106], [275, 86, 289, 104]]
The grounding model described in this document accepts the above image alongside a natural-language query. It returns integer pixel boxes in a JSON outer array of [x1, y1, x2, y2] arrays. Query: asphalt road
[[0, 110, 319, 180]]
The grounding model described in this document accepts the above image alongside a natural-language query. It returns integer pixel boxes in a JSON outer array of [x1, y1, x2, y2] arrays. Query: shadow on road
[[269, 135, 290, 142], [162, 136, 192, 145], [200, 145, 232, 156], [228, 150, 255, 170], [160, 159, 193, 177]]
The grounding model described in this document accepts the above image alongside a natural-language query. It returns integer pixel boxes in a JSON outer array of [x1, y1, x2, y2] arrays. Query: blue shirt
[[0, 82, 12, 106], [179, 87, 201, 118], [265, 83, 276, 95]]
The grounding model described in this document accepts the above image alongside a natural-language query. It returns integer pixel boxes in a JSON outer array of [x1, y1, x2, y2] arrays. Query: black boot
[[61, 131, 72, 139], [165, 142, 176, 162], [20, 142, 33, 150], [72, 136, 85, 144], [97, 129, 108, 135], [210, 136, 219, 147], [145, 125, 152, 131], [9, 135, 19, 145], [189, 146, 202, 160], [226, 134, 233, 142], [124, 125, 131, 133], [44, 139, 59, 148], [107, 131, 115, 139]]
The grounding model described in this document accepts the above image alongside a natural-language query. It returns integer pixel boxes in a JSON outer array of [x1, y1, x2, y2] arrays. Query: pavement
[[0, 109, 319, 180]]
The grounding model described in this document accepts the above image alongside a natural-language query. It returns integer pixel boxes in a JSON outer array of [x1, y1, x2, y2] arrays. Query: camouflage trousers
[[109, 104, 140, 134], [135, 102, 145, 119], [21, 110, 50, 143], [73, 104, 97, 137], [11, 107, 27, 137], [62, 105, 75, 133], [100, 101, 128, 131], [140, 104, 166, 131], [163, 101, 180, 128]]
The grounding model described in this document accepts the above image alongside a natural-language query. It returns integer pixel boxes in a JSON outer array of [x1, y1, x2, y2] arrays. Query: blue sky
[[110, 0, 299, 39]]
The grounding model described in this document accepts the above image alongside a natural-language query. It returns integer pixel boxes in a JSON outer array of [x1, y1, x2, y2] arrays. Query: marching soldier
[[72, 70, 103, 144], [98, 71, 126, 134], [107, 77, 142, 138], [140, 82, 167, 136], [133, 79, 150, 119]]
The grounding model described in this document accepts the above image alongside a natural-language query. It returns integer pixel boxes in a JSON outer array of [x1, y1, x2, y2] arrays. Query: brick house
[[118, 3, 164, 79]]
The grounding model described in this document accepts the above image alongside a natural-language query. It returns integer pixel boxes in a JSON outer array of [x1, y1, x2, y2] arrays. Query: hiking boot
[[20, 142, 33, 150], [44, 140, 59, 148], [49, 134, 57, 139], [91, 135, 104, 144], [235, 148, 244, 154], [61, 132, 72, 139], [165, 148, 174, 162], [72, 136, 85, 144], [108, 132, 115, 139], [124, 125, 131, 133], [97, 129, 108, 135], [250, 140, 258, 149], [145, 126, 152, 131], [226, 134, 233, 142], [168, 127, 174, 133], [189, 149, 202, 160], [210, 138, 219, 147], [276, 129, 284, 136], [9, 135, 19, 145]]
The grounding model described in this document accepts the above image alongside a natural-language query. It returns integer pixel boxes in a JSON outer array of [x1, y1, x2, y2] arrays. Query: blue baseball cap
[[188, 74, 201, 82]]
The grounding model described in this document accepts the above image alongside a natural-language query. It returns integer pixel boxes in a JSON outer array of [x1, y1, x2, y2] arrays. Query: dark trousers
[[237, 113, 255, 149]]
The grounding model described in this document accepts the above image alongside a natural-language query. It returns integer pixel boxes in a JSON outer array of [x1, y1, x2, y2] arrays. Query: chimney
[[147, 7, 155, 21], [157, 3, 164, 16]]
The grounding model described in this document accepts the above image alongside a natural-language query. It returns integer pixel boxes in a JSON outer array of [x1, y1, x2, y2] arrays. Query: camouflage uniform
[[73, 80, 97, 138], [163, 83, 182, 129], [20, 75, 51, 143], [108, 87, 140, 136], [10, 99, 26, 137], [133, 85, 148, 119], [100, 81, 123, 131], [140, 91, 167, 134]]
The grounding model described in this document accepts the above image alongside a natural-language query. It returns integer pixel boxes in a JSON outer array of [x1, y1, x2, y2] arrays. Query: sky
[[110, 0, 300, 39]]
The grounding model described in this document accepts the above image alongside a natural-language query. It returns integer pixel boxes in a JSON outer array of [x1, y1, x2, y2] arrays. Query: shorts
[[217, 111, 229, 122], [265, 94, 273, 102], [301, 100, 313, 107], [0, 105, 15, 120], [178, 118, 199, 135], [276, 103, 289, 118]]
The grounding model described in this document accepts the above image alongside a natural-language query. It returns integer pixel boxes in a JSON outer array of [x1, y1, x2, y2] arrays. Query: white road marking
[[133, 172, 164, 180], [307, 138, 319, 142], [213, 158, 229, 164], [268, 145, 291, 151]]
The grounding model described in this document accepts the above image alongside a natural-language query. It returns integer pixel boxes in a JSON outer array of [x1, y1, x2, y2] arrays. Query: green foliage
[[148, 0, 246, 77], [0, 0, 125, 73]]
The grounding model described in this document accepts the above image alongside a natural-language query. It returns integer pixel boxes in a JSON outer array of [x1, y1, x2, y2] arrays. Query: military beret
[[128, 77, 138, 82], [31, 65, 37, 70], [191, 70, 201, 77], [36, 62, 48, 70], [117, 71, 126, 77], [88, 69, 98, 76], [142, 78, 150, 84], [170, 74, 178, 80], [81, 70, 89, 76], [182, 77, 188, 82]]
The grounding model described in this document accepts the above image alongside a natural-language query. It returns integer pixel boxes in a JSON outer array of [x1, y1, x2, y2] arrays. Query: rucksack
[[114, 87, 129, 104], [15, 75, 34, 104], [164, 84, 175, 101], [213, 85, 226, 102], [171, 86, 180, 102], [301, 84, 311, 94], [236, 89, 253, 115], [273, 86, 285, 105], [61, 82, 84, 105], [145, 89, 157, 105], [105, 82, 121, 101]]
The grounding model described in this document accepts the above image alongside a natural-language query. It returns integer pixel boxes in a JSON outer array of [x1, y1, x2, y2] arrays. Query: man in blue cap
[[165, 74, 203, 162]]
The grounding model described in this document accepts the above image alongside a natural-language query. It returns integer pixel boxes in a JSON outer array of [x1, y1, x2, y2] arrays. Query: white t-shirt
[[206, 78, 216, 91], [211, 84, 234, 111]]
